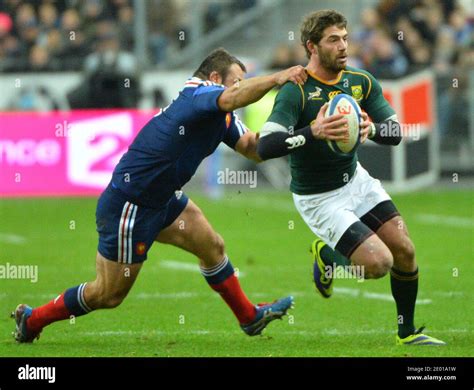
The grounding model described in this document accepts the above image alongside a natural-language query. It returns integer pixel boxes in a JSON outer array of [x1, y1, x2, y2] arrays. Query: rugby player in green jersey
[[256, 10, 445, 346]]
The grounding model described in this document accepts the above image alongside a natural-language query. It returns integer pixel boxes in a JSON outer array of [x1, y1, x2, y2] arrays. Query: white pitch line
[[415, 214, 474, 228], [159, 259, 246, 277], [280, 328, 471, 336], [433, 291, 465, 297], [129, 288, 431, 305], [2, 286, 451, 305], [0, 233, 27, 245], [79, 330, 212, 337], [334, 287, 432, 304], [78, 328, 471, 338], [2, 289, 432, 304], [159, 260, 200, 273]]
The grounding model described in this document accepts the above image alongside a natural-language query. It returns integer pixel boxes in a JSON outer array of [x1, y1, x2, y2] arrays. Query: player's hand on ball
[[310, 103, 349, 141], [359, 112, 371, 144], [275, 65, 307, 86]]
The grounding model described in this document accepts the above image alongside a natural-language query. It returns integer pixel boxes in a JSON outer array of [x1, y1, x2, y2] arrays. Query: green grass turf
[[0, 189, 472, 357]]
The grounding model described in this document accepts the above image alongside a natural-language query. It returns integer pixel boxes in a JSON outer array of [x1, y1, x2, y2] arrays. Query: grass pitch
[[0, 189, 472, 357]]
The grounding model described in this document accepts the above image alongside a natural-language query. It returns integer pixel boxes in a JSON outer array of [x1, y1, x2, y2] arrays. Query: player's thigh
[[155, 199, 224, 264]]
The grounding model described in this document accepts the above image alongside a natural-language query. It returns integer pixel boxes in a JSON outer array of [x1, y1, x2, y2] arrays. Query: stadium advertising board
[[0, 110, 152, 197]]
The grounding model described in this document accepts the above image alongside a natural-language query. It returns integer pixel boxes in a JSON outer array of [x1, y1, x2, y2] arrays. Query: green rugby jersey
[[266, 65, 395, 194]]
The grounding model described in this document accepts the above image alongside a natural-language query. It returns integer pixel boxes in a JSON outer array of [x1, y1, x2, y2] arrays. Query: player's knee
[[213, 233, 225, 259], [92, 284, 128, 309], [394, 238, 416, 265], [366, 251, 393, 279], [200, 232, 226, 267], [101, 290, 127, 308]]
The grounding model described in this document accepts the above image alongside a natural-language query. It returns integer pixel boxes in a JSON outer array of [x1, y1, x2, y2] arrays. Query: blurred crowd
[[0, 0, 136, 72], [0, 0, 257, 72], [351, 0, 472, 79], [269, 0, 472, 79]]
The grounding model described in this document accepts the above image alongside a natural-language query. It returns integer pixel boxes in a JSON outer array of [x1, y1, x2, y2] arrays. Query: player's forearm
[[235, 132, 263, 163], [218, 74, 280, 112], [369, 120, 402, 145], [257, 127, 313, 160]]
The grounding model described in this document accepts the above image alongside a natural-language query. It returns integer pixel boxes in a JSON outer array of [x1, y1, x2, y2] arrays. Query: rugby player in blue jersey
[[13, 48, 307, 342]]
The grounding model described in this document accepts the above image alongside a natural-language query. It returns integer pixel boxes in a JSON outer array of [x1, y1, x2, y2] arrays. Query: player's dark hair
[[300, 10, 347, 58], [193, 48, 246, 81]]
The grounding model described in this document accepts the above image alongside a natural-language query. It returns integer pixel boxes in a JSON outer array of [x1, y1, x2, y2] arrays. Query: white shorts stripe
[[118, 202, 129, 262], [127, 205, 138, 264], [118, 202, 135, 263]]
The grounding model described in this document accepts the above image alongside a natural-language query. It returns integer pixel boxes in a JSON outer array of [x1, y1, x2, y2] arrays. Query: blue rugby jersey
[[111, 77, 248, 208]]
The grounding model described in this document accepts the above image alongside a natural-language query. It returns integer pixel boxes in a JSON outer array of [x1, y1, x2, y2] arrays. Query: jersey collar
[[306, 68, 343, 85], [184, 77, 224, 89]]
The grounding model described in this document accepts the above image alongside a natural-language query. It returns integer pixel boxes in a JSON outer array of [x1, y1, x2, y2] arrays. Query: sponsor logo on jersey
[[308, 87, 323, 100], [351, 85, 363, 101], [328, 90, 342, 100]]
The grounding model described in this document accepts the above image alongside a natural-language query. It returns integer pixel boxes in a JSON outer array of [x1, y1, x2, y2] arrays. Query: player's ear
[[306, 40, 317, 56], [209, 71, 222, 84]]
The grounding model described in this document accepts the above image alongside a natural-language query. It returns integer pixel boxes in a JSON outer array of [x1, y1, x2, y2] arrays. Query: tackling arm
[[234, 132, 262, 163], [217, 66, 307, 112]]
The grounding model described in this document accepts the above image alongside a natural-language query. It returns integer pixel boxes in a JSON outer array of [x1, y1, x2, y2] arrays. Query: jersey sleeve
[[361, 72, 396, 122], [266, 82, 304, 131], [192, 85, 225, 115], [223, 112, 248, 150]]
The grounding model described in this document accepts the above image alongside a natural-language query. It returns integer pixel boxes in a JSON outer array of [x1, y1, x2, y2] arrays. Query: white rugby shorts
[[293, 162, 392, 250]]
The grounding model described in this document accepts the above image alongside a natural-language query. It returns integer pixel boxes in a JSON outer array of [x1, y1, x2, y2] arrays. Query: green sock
[[390, 267, 418, 338], [320, 245, 351, 267]]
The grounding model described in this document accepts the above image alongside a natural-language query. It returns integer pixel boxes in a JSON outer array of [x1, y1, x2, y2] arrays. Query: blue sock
[[200, 256, 235, 285], [63, 283, 92, 316]]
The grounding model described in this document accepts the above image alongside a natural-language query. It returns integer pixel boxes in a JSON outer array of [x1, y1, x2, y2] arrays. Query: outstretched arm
[[217, 66, 307, 112]]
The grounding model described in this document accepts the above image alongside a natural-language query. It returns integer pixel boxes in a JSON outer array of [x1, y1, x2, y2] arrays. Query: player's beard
[[318, 46, 346, 73]]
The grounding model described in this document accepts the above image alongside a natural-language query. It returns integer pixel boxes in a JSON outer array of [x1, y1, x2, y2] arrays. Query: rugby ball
[[325, 93, 362, 155]]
